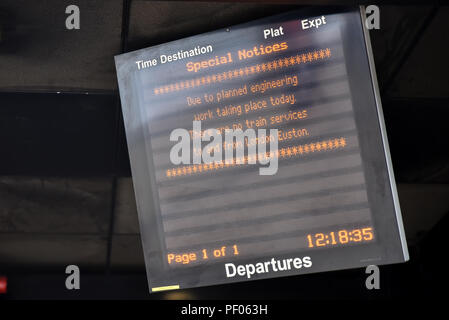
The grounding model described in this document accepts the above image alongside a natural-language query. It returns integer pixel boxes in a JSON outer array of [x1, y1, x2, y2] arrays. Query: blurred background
[[0, 0, 448, 299]]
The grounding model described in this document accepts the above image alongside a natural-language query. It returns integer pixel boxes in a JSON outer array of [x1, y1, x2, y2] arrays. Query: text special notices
[[151, 28, 341, 267]]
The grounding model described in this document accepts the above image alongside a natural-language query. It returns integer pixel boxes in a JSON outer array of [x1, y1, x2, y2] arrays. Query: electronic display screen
[[115, 7, 408, 293]]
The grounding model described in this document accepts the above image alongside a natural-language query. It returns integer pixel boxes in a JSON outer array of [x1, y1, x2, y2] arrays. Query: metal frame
[[359, 5, 409, 261]]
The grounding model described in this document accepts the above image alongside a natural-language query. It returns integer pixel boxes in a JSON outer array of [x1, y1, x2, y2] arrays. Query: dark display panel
[[115, 7, 408, 292]]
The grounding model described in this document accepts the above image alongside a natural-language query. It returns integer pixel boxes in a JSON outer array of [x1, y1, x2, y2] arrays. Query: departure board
[[115, 7, 409, 293]]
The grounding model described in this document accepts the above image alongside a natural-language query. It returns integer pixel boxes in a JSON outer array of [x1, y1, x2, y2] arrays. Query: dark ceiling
[[0, 1, 448, 299]]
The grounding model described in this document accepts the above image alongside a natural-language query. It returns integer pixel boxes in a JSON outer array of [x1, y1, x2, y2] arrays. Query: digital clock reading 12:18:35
[[307, 227, 374, 248]]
